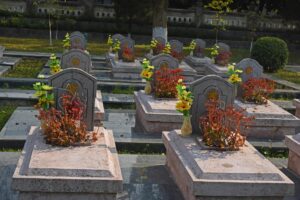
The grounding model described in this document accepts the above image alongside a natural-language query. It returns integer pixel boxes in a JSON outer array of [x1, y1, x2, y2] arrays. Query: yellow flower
[[228, 74, 242, 84], [176, 101, 191, 112], [141, 70, 153, 79], [178, 79, 183, 83]]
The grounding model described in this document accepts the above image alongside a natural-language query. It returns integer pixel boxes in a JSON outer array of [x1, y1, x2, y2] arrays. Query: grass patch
[[3, 58, 46, 78], [0, 105, 16, 131], [272, 69, 300, 84], [112, 86, 135, 94], [0, 148, 21, 152], [257, 147, 288, 158]]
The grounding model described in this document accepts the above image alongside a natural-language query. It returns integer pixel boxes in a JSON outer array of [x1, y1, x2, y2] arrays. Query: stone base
[[293, 99, 300, 118], [111, 59, 142, 80], [0, 56, 21, 67], [185, 56, 212, 75], [134, 90, 183, 134], [234, 100, 300, 140], [285, 134, 300, 177], [205, 63, 229, 78], [162, 130, 294, 200], [12, 126, 123, 199], [105, 52, 115, 68]]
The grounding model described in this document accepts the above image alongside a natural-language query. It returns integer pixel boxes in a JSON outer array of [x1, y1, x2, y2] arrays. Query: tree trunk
[[48, 14, 52, 46], [152, 0, 168, 41], [55, 20, 58, 40]]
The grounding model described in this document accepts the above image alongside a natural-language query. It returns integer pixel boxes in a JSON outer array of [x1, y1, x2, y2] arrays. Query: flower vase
[[150, 49, 153, 55], [180, 116, 192, 137], [114, 53, 119, 61], [144, 81, 152, 95], [234, 84, 238, 98]]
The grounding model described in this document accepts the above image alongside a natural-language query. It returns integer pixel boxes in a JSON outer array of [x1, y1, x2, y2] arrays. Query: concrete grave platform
[[0, 65, 10, 76], [0, 57, 21, 67], [235, 100, 300, 140], [179, 61, 198, 82], [286, 134, 300, 177], [293, 99, 300, 118], [111, 59, 143, 80], [0, 91, 105, 139], [163, 130, 294, 200], [134, 90, 183, 134], [12, 126, 123, 200], [184, 55, 212, 75], [205, 63, 229, 78]]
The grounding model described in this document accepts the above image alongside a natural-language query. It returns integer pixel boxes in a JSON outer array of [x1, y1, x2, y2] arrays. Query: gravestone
[[193, 39, 206, 58], [112, 33, 125, 43], [70, 31, 87, 50], [169, 40, 183, 54], [285, 133, 300, 177], [236, 58, 264, 82], [61, 49, 92, 73], [154, 36, 166, 46], [48, 68, 97, 131], [150, 53, 179, 70], [217, 42, 230, 53], [190, 75, 234, 134], [119, 37, 135, 60]]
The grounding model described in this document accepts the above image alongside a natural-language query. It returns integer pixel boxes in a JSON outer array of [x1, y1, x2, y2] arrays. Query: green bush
[[251, 37, 289, 72]]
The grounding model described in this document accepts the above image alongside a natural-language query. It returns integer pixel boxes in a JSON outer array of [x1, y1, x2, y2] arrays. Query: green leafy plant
[[62, 33, 70, 50], [162, 42, 171, 54], [33, 82, 54, 110], [251, 37, 289, 72], [176, 79, 193, 117], [227, 63, 242, 85], [49, 54, 61, 74]]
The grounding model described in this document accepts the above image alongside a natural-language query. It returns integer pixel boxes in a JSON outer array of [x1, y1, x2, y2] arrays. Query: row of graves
[[133, 48, 300, 198]]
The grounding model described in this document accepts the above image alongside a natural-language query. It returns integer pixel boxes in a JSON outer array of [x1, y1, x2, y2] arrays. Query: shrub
[[251, 37, 289, 72], [154, 68, 183, 98]]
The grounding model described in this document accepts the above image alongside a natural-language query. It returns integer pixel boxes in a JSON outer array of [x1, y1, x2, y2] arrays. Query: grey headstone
[[119, 37, 135, 59], [154, 36, 166, 46], [169, 40, 183, 54], [150, 54, 179, 70], [48, 68, 97, 131], [0, 45, 5, 58], [217, 42, 230, 53], [236, 58, 263, 83], [193, 39, 206, 58], [61, 49, 92, 73], [70, 31, 87, 50], [112, 34, 125, 43], [190, 75, 234, 134]]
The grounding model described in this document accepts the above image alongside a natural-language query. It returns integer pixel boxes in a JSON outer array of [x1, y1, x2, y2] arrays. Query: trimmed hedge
[[251, 37, 289, 72]]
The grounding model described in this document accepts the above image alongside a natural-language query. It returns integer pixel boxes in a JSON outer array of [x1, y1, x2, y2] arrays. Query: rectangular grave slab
[[0, 45, 5, 57], [205, 63, 229, 78], [293, 99, 300, 118], [234, 99, 300, 140], [0, 91, 104, 140], [185, 55, 212, 74], [111, 59, 143, 80], [285, 134, 300, 177], [134, 90, 183, 134], [163, 130, 294, 200], [12, 126, 123, 200]]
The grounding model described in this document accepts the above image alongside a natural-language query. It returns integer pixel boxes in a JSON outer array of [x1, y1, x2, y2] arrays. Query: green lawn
[[273, 69, 300, 84], [3, 58, 46, 78], [0, 105, 16, 131]]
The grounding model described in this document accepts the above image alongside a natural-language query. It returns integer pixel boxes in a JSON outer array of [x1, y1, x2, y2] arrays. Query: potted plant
[[176, 79, 193, 136], [140, 59, 154, 94], [112, 39, 121, 61], [188, 40, 196, 56], [49, 54, 61, 75], [200, 100, 253, 150], [207, 44, 219, 63], [241, 78, 275, 104], [227, 63, 242, 97]]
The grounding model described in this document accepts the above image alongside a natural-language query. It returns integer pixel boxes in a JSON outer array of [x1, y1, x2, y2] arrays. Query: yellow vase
[[144, 81, 152, 95], [181, 116, 192, 137]]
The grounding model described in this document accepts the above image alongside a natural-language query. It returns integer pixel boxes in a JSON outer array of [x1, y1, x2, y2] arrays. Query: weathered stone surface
[[190, 75, 234, 134], [49, 68, 97, 131], [61, 49, 92, 73], [193, 39, 206, 58], [70, 31, 87, 50], [185, 56, 212, 74], [12, 126, 123, 199], [112, 34, 125, 43], [217, 42, 230, 53], [134, 90, 183, 134], [205, 63, 229, 78], [235, 99, 300, 140], [163, 130, 294, 200], [111, 59, 142, 80], [236, 58, 263, 83], [286, 134, 300, 176], [154, 36, 166, 46], [153, 27, 167, 41], [293, 99, 300, 118], [0, 45, 5, 57], [169, 40, 183, 54]]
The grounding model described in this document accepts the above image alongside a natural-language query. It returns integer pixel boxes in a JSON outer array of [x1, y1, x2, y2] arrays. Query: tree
[[152, 0, 168, 41], [205, 0, 233, 43]]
